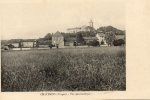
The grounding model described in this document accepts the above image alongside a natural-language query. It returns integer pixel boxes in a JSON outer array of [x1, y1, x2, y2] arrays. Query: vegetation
[[76, 33, 85, 45], [1, 47, 125, 91], [77, 31, 96, 37], [113, 39, 125, 46], [87, 40, 100, 47], [101, 40, 104, 45], [105, 31, 116, 46], [97, 26, 125, 35], [44, 33, 52, 40]]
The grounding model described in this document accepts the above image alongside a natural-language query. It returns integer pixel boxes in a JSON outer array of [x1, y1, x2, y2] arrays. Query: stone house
[[22, 39, 36, 48], [96, 33, 107, 45], [52, 31, 64, 48]]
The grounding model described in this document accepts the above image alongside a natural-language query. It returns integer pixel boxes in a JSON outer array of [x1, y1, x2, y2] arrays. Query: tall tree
[[76, 33, 85, 45], [105, 31, 116, 46], [44, 33, 52, 40]]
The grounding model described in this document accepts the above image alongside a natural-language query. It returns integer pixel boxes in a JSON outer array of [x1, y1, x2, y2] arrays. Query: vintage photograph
[[1, 0, 126, 92]]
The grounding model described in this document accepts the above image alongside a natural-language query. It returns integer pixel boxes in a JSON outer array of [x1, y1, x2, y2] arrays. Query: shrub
[[113, 39, 125, 46], [87, 40, 100, 46], [101, 40, 104, 45]]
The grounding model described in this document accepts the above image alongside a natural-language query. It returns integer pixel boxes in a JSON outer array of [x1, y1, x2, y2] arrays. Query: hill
[[97, 26, 125, 35]]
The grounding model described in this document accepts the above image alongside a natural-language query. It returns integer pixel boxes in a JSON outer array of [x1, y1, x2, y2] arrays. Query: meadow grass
[[1, 46, 126, 91]]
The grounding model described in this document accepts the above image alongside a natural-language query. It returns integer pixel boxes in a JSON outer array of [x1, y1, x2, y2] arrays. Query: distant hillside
[[97, 26, 125, 35]]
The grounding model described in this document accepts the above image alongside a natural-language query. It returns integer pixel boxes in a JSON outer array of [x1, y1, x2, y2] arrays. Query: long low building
[[67, 26, 95, 33]]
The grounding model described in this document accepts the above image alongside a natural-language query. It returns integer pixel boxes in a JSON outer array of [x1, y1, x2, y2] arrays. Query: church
[[67, 20, 95, 33]]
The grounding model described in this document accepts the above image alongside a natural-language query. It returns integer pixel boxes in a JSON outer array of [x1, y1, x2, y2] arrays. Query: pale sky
[[0, 0, 126, 40]]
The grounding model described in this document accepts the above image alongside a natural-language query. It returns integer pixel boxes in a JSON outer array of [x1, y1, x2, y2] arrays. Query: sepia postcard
[[0, 0, 150, 99]]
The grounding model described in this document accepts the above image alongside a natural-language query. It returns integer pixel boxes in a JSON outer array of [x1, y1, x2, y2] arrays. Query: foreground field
[[1, 47, 126, 91]]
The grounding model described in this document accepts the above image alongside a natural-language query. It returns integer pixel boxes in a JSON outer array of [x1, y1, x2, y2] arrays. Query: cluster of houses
[[2, 31, 124, 50], [1, 20, 125, 50]]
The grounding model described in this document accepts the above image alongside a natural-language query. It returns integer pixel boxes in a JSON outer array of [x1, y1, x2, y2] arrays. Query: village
[[1, 0, 127, 92], [1, 20, 125, 50]]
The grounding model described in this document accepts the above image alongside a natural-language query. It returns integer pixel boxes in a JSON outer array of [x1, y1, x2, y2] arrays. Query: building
[[11, 43, 19, 48], [36, 38, 52, 48], [96, 31, 125, 45], [22, 39, 36, 48], [96, 32, 107, 45], [6, 39, 22, 48], [52, 31, 64, 48], [67, 27, 82, 33], [64, 37, 76, 46], [67, 20, 95, 33]]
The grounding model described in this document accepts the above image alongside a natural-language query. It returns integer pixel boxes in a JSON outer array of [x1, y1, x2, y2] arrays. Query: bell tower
[[89, 20, 94, 32], [89, 20, 93, 28]]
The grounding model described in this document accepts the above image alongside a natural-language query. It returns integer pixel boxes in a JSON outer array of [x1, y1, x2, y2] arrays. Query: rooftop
[[53, 31, 63, 37]]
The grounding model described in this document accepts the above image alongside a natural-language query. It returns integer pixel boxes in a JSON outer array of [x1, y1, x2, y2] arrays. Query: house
[[11, 43, 19, 48], [96, 32, 107, 45], [22, 39, 36, 48], [6, 39, 22, 48], [67, 20, 95, 33], [67, 26, 95, 33], [67, 27, 82, 33], [64, 37, 76, 46], [96, 31, 125, 46], [52, 31, 64, 48]]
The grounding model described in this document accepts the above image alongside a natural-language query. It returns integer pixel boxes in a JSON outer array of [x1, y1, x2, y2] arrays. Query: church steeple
[[89, 20, 94, 32], [89, 20, 93, 28]]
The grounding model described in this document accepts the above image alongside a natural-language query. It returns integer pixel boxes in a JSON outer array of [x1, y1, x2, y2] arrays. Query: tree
[[105, 31, 116, 46], [19, 41, 23, 50], [7, 44, 14, 50], [44, 33, 52, 40], [113, 39, 125, 46], [97, 26, 125, 35], [76, 33, 85, 45], [101, 40, 104, 45], [87, 40, 100, 47]]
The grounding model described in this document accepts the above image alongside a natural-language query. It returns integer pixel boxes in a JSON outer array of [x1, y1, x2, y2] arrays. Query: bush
[[101, 40, 104, 45], [113, 39, 125, 46], [87, 40, 100, 46], [76, 33, 85, 45]]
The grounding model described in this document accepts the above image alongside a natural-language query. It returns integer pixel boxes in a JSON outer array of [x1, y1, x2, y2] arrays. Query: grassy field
[[1, 46, 126, 91]]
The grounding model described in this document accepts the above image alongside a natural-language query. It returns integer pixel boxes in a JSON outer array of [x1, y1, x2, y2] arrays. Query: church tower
[[89, 20, 93, 28], [89, 20, 94, 32]]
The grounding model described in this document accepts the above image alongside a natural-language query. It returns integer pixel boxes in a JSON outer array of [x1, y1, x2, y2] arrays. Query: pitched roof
[[53, 31, 63, 37], [7, 39, 36, 43], [22, 39, 36, 42]]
